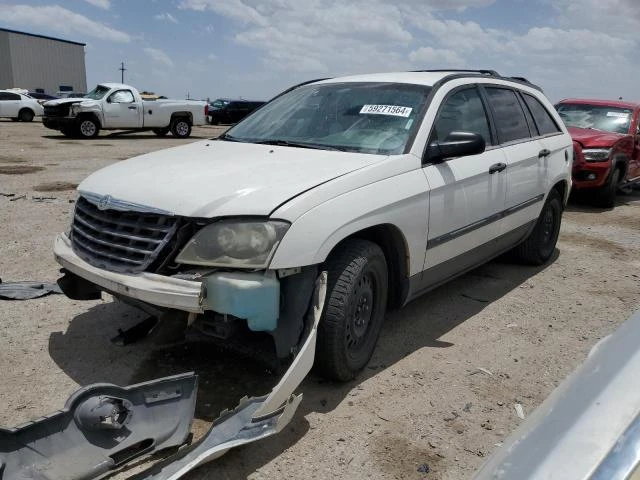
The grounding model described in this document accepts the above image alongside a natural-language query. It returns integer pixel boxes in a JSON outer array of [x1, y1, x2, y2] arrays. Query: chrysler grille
[[71, 196, 177, 273]]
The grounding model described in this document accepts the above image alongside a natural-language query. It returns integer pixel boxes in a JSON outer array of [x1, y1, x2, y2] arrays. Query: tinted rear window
[[485, 87, 531, 143]]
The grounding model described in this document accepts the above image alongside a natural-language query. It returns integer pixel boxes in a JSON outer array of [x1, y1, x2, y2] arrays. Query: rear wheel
[[153, 127, 170, 136], [511, 189, 562, 265], [171, 118, 191, 138], [596, 168, 621, 208], [316, 239, 388, 381], [18, 108, 34, 122]]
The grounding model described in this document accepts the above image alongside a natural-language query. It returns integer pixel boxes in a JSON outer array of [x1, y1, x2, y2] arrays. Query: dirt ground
[[1, 119, 639, 480]]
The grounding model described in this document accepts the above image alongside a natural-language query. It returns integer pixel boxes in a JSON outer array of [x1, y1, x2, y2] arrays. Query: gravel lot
[[1, 119, 639, 479]]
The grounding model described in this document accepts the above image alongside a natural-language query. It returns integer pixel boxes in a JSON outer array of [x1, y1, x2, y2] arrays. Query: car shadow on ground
[[567, 188, 640, 212], [47, 253, 556, 479]]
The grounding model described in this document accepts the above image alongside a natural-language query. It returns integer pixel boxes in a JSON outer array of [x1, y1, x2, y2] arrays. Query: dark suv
[[207, 98, 265, 125]]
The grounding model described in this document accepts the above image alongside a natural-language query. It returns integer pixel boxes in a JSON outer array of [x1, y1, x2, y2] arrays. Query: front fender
[[269, 169, 429, 277]]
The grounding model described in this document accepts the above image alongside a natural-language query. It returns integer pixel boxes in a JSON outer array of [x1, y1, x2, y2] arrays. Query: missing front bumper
[[2, 272, 327, 479]]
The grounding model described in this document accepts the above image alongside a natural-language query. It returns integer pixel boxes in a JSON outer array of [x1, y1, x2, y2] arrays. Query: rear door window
[[523, 93, 561, 135], [485, 87, 531, 144]]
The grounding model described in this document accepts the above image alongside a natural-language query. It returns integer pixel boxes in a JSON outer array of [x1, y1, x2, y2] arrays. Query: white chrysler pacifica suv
[[54, 70, 572, 381]]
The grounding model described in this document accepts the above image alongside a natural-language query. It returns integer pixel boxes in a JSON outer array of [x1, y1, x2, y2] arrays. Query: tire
[[596, 168, 621, 208], [171, 118, 191, 138], [153, 127, 170, 137], [18, 109, 34, 122], [77, 118, 99, 138], [316, 239, 388, 381], [512, 189, 562, 265]]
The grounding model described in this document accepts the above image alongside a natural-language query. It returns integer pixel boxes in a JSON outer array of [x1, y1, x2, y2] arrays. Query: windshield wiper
[[252, 139, 346, 151], [218, 133, 244, 142]]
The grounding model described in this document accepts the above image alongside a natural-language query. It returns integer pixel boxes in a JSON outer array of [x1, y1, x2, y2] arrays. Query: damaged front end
[[2, 272, 327, 479], [54, 195, 320, 367]]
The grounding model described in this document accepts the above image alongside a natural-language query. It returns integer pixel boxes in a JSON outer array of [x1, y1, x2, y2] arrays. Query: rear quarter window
[[523, 93, 561, 135]]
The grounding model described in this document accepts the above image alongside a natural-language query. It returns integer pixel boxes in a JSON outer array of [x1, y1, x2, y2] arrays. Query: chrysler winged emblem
[[97, 194, 112, 210]]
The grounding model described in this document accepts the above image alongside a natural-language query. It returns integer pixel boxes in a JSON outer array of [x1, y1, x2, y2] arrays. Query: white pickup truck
[[42, 83, 207, 138]]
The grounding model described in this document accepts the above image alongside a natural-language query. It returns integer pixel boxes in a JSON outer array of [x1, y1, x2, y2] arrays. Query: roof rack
[[411, 69, 500, 76], [411, 69, 543, 92]]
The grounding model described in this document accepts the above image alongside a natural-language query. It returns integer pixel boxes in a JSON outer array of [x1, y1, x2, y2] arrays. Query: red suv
[[556, 99, 640, 207]]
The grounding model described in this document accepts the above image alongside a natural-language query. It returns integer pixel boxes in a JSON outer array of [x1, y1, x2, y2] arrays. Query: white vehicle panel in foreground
[[473, 309, 640, 480]]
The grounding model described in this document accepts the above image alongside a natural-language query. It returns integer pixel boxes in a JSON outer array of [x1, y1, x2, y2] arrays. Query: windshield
[[224, 82, 431, 155], [84, 85, 110, 100], [557, 104, 633, 134]]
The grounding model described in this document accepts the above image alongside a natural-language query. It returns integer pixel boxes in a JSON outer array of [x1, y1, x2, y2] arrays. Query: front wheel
[[153, 127, 170, 137], [171, 118, 191, 138], [77, 118, 99, 138], [511, 189, 562, 265], [596, 168, 621, 208], [316, 239, 388, 381]]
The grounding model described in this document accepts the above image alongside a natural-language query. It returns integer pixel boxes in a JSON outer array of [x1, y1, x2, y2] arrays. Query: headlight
[[70, 104, 79, 116], [175, 220, 289, 268], [582, 148, 611, 162]]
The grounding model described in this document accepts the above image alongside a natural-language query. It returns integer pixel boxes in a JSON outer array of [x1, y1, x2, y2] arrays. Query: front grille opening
[[71, 196, 179, 273]]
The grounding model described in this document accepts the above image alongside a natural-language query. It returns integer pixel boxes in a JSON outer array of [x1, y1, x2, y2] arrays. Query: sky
[[0, 0, 639, 102]]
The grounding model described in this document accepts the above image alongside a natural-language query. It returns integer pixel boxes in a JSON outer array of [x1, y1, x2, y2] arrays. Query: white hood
[[78, 140, 384, 217], [44, 98, 87, 106]]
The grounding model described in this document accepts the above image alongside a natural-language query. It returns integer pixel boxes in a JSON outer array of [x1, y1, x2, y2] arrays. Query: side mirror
[[426, 131, 486, 163]]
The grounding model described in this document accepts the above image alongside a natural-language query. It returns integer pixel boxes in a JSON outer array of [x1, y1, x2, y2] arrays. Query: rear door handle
[[538, 149, 551, 158], [489, 162, 507, 174], [128, 106, 137, 110]]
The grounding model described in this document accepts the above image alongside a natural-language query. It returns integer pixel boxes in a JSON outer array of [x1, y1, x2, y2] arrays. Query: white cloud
[[0, 4, 130, 42], [84, 0, 110, 9], [144, 47, 174, 67], [409, 47, 465, 67], [170, 0, 640, 101], [207, 53, 217, 60], [179, 0, 267, 25], [154, 12, 178, 23]]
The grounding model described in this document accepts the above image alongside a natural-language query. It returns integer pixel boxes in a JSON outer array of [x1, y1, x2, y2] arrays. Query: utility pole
[[119, 62, 126, 83]]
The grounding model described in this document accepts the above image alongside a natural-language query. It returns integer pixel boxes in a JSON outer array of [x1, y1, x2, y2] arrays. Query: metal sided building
[[0, 28, 87, 95]]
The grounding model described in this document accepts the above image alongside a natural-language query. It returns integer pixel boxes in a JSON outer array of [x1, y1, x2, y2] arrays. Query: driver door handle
[[128, 106, 137, 110], [489, 162, 507, 174], [538, 149, 551, 158]]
